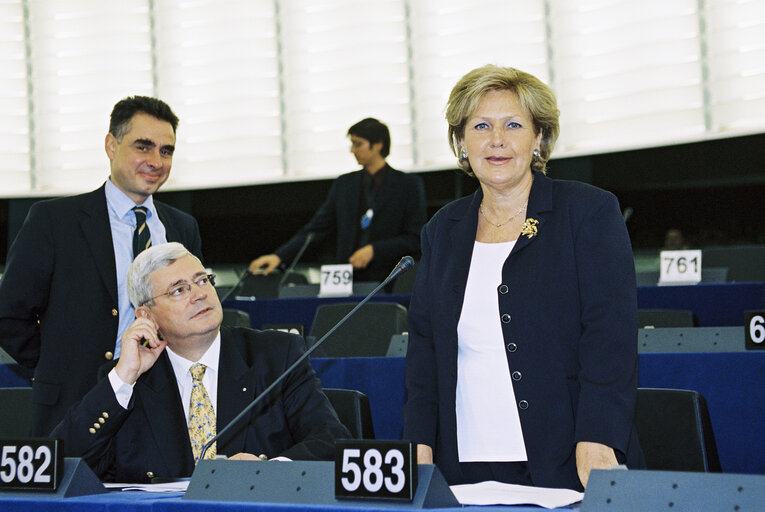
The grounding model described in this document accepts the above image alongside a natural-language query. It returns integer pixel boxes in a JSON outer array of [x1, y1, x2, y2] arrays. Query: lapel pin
[[520, 218, 539, 238]]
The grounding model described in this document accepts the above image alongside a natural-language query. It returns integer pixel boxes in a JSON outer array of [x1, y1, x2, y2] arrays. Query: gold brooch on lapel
[[520, 218, 539, 238]]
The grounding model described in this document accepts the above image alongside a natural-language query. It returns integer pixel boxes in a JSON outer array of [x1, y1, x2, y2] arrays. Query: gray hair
[[127, 242, 198, 307]]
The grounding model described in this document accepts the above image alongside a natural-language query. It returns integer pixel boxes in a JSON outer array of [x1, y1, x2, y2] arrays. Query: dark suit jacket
[[51, 327, 350, 482], [402, 172, 641, 490], [0, 184, 202, 437], [275, 166, 426, 282]]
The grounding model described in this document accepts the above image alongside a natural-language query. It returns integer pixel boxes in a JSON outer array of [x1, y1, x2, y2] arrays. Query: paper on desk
[[104, 481, 190, 492], [450, 480, 583, 509]]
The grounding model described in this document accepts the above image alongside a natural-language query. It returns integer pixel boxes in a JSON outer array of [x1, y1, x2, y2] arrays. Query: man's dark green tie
[[132, 206, 152, 257]]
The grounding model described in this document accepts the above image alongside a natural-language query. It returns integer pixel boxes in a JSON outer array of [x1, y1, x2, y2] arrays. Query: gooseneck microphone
[[216, 268, 252, 304], [199, 255, 415, 461], [277, 232, 314, 291]]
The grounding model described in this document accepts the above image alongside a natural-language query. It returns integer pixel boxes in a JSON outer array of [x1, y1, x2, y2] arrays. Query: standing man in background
[[0, 95, 203, 436], [249, 118, 426, 282]]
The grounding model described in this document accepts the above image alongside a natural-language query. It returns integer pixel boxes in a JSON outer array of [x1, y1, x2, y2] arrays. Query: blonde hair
[[446, 64, 560, 175]]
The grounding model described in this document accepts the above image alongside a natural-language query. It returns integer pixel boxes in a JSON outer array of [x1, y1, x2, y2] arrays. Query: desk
[[224, 283, 764, 331], [637, 282, 765, 326], [225, 294, 410, 333], [0, 491, 569, 511], [3, 353, 763, 475], [310, 353, 765, 476]]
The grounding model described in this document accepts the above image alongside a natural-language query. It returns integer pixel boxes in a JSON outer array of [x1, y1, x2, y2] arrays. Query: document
[[105, 481, 190, 492], [450, 480, 584, 509]]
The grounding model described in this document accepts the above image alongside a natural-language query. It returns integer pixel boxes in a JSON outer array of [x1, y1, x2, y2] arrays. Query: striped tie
[[188, 363, 216, 462], [132, 206, 152, 257]]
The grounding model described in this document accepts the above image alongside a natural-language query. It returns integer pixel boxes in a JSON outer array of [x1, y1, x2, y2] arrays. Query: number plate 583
[[334, 440, 417, 502]]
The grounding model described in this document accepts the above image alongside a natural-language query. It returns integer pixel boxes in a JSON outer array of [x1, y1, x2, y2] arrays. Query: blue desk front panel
[[222, 283, 765, 332], [638, 352, 765, 476], [637, 282, 765, 326], [312, 357, 407, 440]]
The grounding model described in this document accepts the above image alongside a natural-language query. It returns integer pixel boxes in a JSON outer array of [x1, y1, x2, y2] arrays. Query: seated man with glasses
[[52, 242, 350, 482]]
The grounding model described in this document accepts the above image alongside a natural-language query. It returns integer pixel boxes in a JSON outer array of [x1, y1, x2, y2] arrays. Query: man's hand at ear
[[114, 312, 166, 385]]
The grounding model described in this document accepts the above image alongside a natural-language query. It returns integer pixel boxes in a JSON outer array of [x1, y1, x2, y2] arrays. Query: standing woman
[[403, 65, 642, 491]]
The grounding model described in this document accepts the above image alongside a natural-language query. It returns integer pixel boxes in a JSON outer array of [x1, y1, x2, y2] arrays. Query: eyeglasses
[[140, 273, 216, 306]]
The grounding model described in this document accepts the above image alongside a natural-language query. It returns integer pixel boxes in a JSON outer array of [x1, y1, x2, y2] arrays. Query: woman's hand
[[416, 444, 433, 464], [575, 441, 617, 488]]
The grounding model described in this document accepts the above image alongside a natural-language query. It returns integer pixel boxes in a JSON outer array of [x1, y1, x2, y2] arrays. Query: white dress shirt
[[109, 332, 221, 428], [104, 178, 168, 358]]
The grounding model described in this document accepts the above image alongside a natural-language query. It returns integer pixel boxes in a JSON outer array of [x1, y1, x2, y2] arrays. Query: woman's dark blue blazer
[[403, 171, 642, 490]]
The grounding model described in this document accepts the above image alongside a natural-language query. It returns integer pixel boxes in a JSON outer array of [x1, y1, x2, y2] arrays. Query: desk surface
[[0, 491, 569, 511]]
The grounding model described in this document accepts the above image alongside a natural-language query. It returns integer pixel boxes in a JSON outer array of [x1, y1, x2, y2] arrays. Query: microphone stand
[[217, 268, 252, 304], [199, 256, 414, 460], [277, 232, 314, 291]]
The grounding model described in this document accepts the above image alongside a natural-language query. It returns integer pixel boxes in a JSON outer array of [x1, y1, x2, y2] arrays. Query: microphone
[[198, 255, 415, 461], [217, 268, 252, 304], [277, 232, 314, 290], [385, 255, 414, 282]]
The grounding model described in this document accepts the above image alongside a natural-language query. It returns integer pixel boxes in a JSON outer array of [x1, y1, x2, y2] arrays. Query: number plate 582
[[0, 439, 62, 491]]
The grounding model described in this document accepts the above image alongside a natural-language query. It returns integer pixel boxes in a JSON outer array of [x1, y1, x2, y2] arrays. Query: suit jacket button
[[93, 423, 101, 429], [512, 371, 522, 381], [102, 412, 110, 419], [501, 313, 511, 323], [518, 400, 529, 410], [111, 309, 118, 317], [498, 284, 509, 295], [105, 351, 114, 360], [89, 428, 96, 434], [506, 342, 517, 352], [146, 472, 155, 479]]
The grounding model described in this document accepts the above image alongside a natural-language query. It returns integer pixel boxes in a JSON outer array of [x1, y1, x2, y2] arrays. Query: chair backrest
[[222, 308, 251, 328], [0, 387, 33, 437], [309, 302, 407, 357], [323, 388, 375, 439], [701, 266, 728, 283], [703, 245, 765, 282], [237, 272, 308, 299], [638, 309, 696, 328], [635, 388, 721, 472], [278, 281, 381, 299]]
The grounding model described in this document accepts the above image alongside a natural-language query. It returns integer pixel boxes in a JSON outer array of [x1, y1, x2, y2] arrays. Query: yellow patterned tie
[[188, 363, 216, 462]]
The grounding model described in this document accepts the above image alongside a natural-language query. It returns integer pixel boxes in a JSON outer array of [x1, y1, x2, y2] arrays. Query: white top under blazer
[[456, 240, 528, 462]]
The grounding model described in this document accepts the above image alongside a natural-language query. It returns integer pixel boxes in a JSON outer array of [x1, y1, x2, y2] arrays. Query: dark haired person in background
[[249, 118, 426, 283], [0, 95, 202, 437]]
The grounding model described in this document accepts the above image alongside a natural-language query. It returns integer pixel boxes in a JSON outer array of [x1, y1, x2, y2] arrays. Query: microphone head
[[398, 255, 415, 273]]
